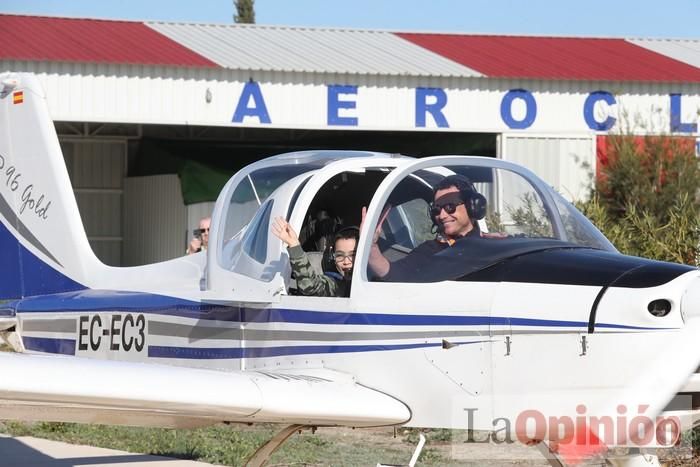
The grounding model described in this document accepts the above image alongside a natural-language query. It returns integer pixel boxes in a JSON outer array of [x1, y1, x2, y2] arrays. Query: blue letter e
[[327, 85, 358, 126]]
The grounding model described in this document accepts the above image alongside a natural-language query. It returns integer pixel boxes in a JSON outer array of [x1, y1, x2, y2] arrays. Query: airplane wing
[[0, 352, 411, 429]]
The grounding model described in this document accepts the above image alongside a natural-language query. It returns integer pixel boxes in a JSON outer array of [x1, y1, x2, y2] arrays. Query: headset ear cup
[[468, 193, 487, 220], [322, 244, 335, 273]]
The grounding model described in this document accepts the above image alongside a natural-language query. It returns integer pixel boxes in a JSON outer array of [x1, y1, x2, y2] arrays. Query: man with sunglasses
[[186, 217, 211, 255], [368, 174, 487, 282], [272, 217, 359, 297]]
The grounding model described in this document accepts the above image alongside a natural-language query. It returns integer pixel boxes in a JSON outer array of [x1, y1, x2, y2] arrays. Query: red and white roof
[[0, 15, 217, 68], [2, 14, 700, 82]]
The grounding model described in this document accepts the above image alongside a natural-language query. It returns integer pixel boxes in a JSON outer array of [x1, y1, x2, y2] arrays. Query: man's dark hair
[[433, 174, 476, 200]]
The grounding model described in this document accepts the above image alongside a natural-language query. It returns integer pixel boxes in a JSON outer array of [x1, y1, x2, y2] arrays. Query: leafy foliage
[[234, 0, 255, 24], [578, 133, 700, 265], [507, 192, 554, 238]]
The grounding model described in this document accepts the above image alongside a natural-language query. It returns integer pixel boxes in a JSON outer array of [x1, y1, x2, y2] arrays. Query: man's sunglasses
[[194, 228, 210, 237], [430, 201, 464, 217]]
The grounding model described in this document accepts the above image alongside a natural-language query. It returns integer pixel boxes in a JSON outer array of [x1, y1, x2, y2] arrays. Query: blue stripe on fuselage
[[21, 336, 488, 359], [148, 340, 489, 360], [12, 289, 665, 331], [22, 336, 76, 355]]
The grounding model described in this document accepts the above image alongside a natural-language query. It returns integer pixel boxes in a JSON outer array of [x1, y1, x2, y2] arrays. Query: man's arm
[[368, 242, 391, 278], [362, 206, 392, 279]]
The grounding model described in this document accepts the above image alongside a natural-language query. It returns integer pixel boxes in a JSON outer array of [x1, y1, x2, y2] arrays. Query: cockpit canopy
[[363, 157, 615, 283], [212, 152, 615, 291]]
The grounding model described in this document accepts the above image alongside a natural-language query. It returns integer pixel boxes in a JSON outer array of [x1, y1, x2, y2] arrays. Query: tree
[[234, 0, 255, 24], [578, 133, 700, 265]]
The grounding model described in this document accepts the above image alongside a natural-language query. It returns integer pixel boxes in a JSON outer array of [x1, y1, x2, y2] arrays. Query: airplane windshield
[[224, 164, 319, 241], [366, 161, 615, 283], [222, 151, 397, 241]]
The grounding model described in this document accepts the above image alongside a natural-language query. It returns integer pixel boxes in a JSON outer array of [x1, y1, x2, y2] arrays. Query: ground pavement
[[0, 434, 217, 467]]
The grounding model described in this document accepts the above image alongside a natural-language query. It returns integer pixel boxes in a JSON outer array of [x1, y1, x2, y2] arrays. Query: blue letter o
[[501, 89, 537, 129]]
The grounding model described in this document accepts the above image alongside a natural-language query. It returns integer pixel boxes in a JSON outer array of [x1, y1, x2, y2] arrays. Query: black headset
[[431, 174, 487, 230]]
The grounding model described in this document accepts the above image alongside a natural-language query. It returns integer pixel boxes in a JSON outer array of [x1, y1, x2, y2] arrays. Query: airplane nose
[[681, 277, 700, 322]]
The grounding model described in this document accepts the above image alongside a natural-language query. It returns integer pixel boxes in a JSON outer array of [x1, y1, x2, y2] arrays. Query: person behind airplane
[[366, 174, 491, 282], [187, 216, 211, 255], [272, 217, 359, 297]]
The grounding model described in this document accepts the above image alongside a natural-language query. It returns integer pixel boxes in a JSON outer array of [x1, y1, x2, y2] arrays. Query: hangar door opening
[[500, 134, 596, 202], [59, 125, 497, 267], [122, 126, 498, 267], [60, 139, 126, 267]]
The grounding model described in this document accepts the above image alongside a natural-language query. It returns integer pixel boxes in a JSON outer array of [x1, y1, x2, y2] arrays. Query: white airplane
[[1, 72, 699, 467]]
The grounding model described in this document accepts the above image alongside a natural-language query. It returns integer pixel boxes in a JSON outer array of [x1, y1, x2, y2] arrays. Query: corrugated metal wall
[[7, 62, 700, 135], [123, 174, 187, 266], [59, 137, 201, 266], [60, 139, 126, 266], [500, 134, 596, 202]]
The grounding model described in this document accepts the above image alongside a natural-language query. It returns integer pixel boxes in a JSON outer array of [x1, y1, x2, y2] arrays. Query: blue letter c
[[584, 91, 616, 131]]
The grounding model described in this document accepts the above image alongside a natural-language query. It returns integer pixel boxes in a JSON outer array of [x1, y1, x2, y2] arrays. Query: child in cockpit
[[272, 217, 358, 297]]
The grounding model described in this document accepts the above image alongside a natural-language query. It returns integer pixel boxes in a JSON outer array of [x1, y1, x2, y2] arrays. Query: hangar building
[[2, 14, 700, 266]]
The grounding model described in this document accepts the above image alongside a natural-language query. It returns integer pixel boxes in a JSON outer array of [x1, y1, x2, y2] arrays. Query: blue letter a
[[232, 81, 271, 123]]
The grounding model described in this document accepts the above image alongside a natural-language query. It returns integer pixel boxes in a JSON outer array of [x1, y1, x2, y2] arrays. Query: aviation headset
[[431, 174, 487, 226]]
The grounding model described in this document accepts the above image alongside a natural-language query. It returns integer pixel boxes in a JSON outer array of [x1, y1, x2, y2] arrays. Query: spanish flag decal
[[13, 91, 23, 105]]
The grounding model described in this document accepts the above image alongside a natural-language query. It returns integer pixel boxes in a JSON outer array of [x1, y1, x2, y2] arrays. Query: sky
[[0, 0, 698, 39]]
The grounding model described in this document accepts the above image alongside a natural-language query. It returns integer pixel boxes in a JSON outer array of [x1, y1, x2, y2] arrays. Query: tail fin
[[0, 73, 99, 299]]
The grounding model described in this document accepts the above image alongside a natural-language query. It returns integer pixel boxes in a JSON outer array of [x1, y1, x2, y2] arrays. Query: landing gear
[[534, 440, 568, 467], [246, 426, 424, 467], [377, 433, 426, 467], [245, 424, 310, 467]]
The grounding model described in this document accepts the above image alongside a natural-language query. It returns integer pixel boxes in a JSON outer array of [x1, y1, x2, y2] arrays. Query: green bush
[[578, 133, 700, 265]]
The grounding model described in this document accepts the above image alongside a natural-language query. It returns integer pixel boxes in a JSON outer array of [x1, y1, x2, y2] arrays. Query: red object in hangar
[[596, 134, 697, 181]]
